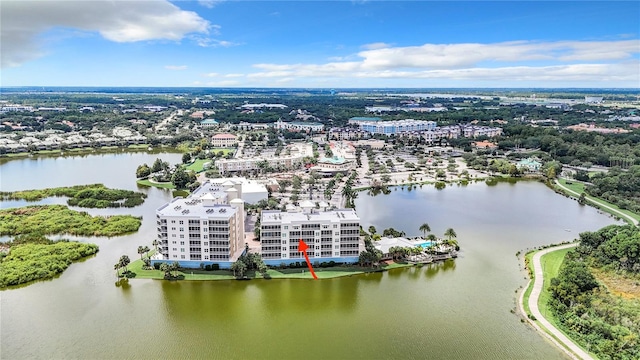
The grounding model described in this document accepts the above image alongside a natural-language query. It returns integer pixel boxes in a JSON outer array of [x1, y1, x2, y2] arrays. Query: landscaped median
[[125, 258, 414, 281], [520, 244, 596, 360]]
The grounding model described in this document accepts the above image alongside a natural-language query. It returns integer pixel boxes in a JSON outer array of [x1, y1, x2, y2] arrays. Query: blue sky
[[1, 0, 639, 88]]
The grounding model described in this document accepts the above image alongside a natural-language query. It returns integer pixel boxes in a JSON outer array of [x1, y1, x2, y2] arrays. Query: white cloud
[[192, 36, 239, 48], [224, 73, 245, 78], [203, 72, 219, 77], [165, 65, 188, 70], [243, 40, 640, 85], [1, 0, 211, 67], [360, 42, 392, 50], [198, 0, 224, 9]]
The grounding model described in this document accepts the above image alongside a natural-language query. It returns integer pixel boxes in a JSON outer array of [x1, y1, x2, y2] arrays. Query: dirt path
[[522, 243, 594, 360]]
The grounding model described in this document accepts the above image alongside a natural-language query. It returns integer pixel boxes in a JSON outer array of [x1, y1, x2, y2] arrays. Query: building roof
[[212, 133, 236, 139], [156, 197, 237, 219], [261, 209, 359, 223], [375, 237, 424, 254]]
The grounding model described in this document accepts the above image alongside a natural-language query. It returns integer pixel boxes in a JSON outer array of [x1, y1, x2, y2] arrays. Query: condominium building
[[155, 181, 245, 267], [260, 204, 361, 265], [275, 119, 325, 132], [358, 119, 437, 135], [214, 155, 305, 174]]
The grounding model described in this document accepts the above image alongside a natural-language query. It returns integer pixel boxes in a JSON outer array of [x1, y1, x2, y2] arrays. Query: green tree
[[419, 223, 431, 239], [231, 259, 247, 278], [137, 246, 145, 259], [151, 158, 164, 173], [444, 228, 457, 241], [368, 226, 377, 236], [171, 167, 190, 189], [118, 255, 130, 273], [182, 152, 192, 164], [136, 164, 151, 178]]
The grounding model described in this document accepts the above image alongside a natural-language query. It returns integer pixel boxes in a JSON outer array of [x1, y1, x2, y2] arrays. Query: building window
[[172, 234, 176, 238], [204, 249, 209, 252], [171, 227, 176, 231], [173, 255, 177, 258], [204, 256, 209, 260], [333, 225, 338, 228], [202, 221, 208, 225], [171, 220, 175, 223], [180, 227, 184, 232], [179, 221, 184, 224], [181, 255, 185, 259], [284, 226, 288, 229], [180, 241, 184, 245], [180, 235, 184, 239], [172, 248, 177, 251], [203, 235, 208, 239], [172, 241, 177, 244], [180, 248, 185, 252], [204, 242, 209, 246]]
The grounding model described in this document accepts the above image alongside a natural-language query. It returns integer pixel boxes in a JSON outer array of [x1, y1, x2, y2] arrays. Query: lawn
[[126, 260, 414, 281], [136, 179, 175, 189], [184, 159, 210, 173], [557, 178, 640, 224], [537, 247, 572, 325]]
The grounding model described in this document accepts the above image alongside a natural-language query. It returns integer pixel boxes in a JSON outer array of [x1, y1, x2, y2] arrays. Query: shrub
[[211, 264, 220, 270]]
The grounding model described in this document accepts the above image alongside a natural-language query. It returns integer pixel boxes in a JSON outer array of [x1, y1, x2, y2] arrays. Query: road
[[523, 243, 593, 360], [555, 179, 638, 226]]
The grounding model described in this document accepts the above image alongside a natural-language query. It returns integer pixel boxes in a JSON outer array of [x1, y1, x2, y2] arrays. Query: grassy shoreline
[[520, 245, 595, 358], [127, 258, 415, 281], [555, 178, 640, 225]]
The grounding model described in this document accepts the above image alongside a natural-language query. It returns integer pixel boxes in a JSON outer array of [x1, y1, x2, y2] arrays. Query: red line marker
[[298, 239, 318, 280]]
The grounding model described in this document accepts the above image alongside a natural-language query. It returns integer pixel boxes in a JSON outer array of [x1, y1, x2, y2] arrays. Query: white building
[[155, 182, 246, 267], [358, 119, 437, 135], [207, 178, 268, 204], [275, 119, 324, 132], [211, 133, 237, 147], [260, 205, 361, 265]]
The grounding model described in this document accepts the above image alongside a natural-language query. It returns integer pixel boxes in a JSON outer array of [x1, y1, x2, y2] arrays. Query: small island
[[0, 205, 142, 237], [0, 205, 143, 288], [0, 184, 146, 208]]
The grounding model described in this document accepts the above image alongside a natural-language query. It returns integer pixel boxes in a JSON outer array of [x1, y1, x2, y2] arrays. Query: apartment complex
[[260, 204, 361, 265], [357, 119, 437, 135], [214, 154, 305, 174], [155, 181, 246, 267]]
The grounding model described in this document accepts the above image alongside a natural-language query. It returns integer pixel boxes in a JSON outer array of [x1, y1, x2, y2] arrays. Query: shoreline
[[125, 258, 454, 281], [518, 243, 594, 360]]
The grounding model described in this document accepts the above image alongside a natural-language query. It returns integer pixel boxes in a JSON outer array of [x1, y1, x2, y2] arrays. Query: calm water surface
[[0, 154, 620, 359]]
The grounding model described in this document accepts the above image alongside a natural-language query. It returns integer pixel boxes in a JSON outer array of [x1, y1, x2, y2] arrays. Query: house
[[200, 119, 219, 127], [516, 158, 542, 172], [473, 140, 498, 150]]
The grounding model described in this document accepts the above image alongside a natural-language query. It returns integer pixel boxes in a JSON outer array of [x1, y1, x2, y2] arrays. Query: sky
[[1, 0, 639, 88]]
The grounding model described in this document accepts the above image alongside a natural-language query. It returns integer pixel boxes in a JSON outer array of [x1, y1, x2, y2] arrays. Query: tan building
[[211, 133, 238, 147]]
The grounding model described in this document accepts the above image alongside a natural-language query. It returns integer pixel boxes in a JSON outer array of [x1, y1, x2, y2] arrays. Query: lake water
[[0, 153, 620, 359]]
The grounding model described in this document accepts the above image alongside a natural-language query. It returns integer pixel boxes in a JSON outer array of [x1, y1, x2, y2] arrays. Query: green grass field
[[125, 259, 413, 281], [538, 247, 572, 324], [136, 179, 175, 189], [557, 178, 640, 223], [184, 159, 210, 173]]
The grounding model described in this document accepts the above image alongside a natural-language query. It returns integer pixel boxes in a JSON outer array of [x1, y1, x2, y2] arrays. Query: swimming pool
[[418, 241, 433, 248]]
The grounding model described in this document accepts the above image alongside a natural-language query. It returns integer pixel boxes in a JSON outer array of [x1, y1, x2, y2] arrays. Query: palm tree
[[114, 262, 121, 277], [444, 228, 457, 241], [152, 239, 158, 252], [137, 246, 145, 259], [368, 226, 377, 236], [419, 223, 431, 239], [119, 255, 130, 273], [143, 246, 151, 258]]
